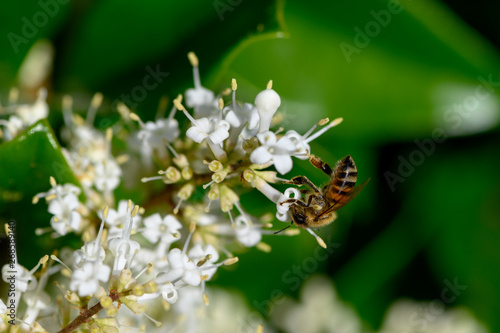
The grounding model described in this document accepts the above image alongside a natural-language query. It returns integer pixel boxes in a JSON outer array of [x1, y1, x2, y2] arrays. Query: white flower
[[185, 51, 217, 118], [160, 281, 179, 304], [108, 201, 141, 272], [188, 243, 219, 279], [284, 130, 311, 160], [380, 299, 490, 333], [99, 200, 142, 239], [15, 88, 49, 126], [142, 213, 182, 244], [157, 248, 201, 286], [73, 241, 105, 269], [93, 158, 122, 192], [272, 275, 362, 333], [186, 117, 230, 145], [186, 87, 215, 110], [22, 290, 51, 326], [276, 188, 302, 222], [68, 126, 109, 163], [255, 87, 281, 133], [284, 118, 343, 159], [224, 103, 259, 130], [70, 262, 111, 296], [0, 115, 24, 141], [34, 182, 81, 202], [108, 237, 141, 272], [2, 263, 37, 293], [250, 131, 296, 174], [137, 118, 180, 149], [48, 193, 82, 235], [234, 216, 262, 247]]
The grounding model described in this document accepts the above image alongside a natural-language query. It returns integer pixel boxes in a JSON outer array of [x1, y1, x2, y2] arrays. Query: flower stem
[[58, 291, 120, 333]]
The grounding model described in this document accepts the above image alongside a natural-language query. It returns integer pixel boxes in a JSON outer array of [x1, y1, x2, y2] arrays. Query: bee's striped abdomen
[[329, 155, 358, 197]]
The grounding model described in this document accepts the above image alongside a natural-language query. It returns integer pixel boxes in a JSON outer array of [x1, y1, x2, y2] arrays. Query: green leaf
[[0, 119, 81, 267], [207, 0, 500, 143]]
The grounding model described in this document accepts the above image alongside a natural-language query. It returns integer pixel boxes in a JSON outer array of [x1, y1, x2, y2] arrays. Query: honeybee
[[277, 155, 369, 233]]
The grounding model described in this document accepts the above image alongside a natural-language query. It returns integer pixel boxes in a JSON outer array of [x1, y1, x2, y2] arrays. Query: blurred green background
[[1, 0, 499, 331]]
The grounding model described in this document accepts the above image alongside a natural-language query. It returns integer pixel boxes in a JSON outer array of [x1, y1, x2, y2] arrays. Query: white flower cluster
[[271, 275, 489, 333], [0, 88, 48, 141], [1, 52, 343, 331]]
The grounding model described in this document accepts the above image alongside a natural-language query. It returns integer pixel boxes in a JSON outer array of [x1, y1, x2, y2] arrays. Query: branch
[[58, 292, 119, 333]]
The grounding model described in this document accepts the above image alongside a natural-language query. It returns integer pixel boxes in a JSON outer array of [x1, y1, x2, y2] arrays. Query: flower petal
[[273, 154, 293, 175]]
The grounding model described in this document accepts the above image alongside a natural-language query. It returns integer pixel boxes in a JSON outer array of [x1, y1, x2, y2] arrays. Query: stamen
[[35, 227, 53, 236], [218, 98, 224, 123], [305, 117, 343, 143], [196, 254, 212, 267], [50, 255, 72, 273], [205, 200, 212, 213], [141, 176, 164, 183], [135, 263, 153, 280], [302, 123, 319, 140], [165, 141, 180, 159], [182, 222, 196, 255], [9, 87, 19, 105], [156, 96, 169, 120], [173, 199, 183, 215], [86, 92, 103, 126], [234, 201, 251, 226], [203, 179, 215, 190], [224, 257, 239, 265], [227, 210, 236, 228], [231, 78, 238, 110], [116, 102, 132, 122], [188, 52, 201, 88], [306, 228, 327, 248], [129, 112, 145, 127], [174, 98, 199, 126], [142, 312, 163, 328], [256, 242, 271, 252], [62, 95, 73, 127]]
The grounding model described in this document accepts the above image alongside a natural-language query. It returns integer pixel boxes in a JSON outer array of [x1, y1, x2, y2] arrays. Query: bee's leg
[[274, 221, 293, 234], [309, 155, 333, 177], [283, 176, 321, 194], [280, 194, 316, 208]]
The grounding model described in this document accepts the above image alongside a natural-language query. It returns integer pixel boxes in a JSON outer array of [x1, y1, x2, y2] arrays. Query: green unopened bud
[[108, 275, 119, 291], [255, 170, 279, 183], [117, 269, 133, 292], [181, 166, 193, 180], [204, 159, 223, 172], [100, 295, 113, 308], [212, 169, 228, 183], [120, 295, 145, 314], [173, 154, 189, 168], [178, 183, 195, 200], [142, 280, 158, 293], [243, 169, 256, 183], [219, 185, 239, 212], [242, 137, 259, 151], [208, 184, 219, 201], [133, 284, 144, 296], [105, 303, 118, 317], [159, 166, 181, 183], [65, 290, 82, 306]]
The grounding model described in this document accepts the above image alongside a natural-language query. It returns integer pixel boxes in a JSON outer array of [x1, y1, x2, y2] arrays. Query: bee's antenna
[[274, 222, 293, 234]]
